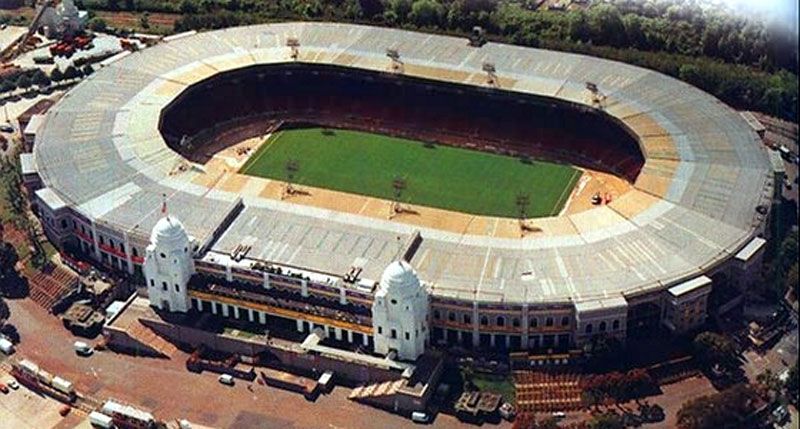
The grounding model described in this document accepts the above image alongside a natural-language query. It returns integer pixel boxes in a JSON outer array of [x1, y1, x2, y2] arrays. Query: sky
[[707, 0, 799, 33]]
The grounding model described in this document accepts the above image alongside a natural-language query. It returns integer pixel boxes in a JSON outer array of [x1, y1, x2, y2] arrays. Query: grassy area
[[469, 373, 516, 405], [240, 128, 581, 218]]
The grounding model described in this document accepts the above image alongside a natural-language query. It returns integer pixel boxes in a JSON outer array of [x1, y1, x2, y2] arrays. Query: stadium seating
[[160, 64, 645, 182]]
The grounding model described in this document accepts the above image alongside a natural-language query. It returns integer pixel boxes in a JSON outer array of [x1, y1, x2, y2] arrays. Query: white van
[[218, 374, 235, 386], [411, 411, 429, 423], [73, 341, 93, 356], [0, 338, 14, 355]]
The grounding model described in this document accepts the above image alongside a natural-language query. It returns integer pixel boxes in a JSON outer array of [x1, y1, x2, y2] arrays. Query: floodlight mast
[[482, 62, 497, 87], [286, 37, 300, 60], [386, 48, 402, 73], [585, 81, 607, 108]]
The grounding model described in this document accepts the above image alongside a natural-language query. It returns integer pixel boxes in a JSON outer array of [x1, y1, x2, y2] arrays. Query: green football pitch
[[239, 128, 581, 218]]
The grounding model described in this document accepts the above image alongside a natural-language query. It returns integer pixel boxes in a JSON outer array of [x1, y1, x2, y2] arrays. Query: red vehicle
[[0, 383, 9, 394]]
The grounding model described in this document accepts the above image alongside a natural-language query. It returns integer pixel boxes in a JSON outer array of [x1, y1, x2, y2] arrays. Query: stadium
[[25, 22, 777, 355]]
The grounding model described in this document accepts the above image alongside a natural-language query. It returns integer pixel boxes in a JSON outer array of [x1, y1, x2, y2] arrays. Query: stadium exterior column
[[233, 306, 240, 319], [490, 334, 496, 348], [211, 301, 218, 315], [339, 285, 347, 305], [296, 319, 304, 332], [457, 330, 463, 344], [263, 272, 270, 289], [347, 330, 354, 343], [472, 302, 480, 348], [521, 304, 529, 349], [335, 327, 343, 341], [222, 304, 229, 317], [122, 231, 134, 275], [505, 335, 511, 349], [301, 279, 308, 297], [90, 221, 101, 260], [248, 308, 255, 322], [363, 334, 369, 347]]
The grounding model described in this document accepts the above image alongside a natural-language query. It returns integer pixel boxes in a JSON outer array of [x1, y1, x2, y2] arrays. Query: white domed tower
[[372, 261, 429, 361], [144, 215, 195, 313]]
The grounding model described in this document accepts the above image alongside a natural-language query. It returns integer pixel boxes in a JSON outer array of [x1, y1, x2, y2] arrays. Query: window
[[599, 321, 607, 332], [160, 252, 166, 258], [390, 299, 397, 305], [150, 279, 154, 287], [405, 332, 410, 341], [585, 323, 593, 334], [378, 326, 383, 334], [561, 316, 570, 326], [512, 318, 520, 328], [72, 220, 77, 229], [530, 318, 538, 328], [546, 317, 554, 327], [109, 239, 115, 249], [175, 284, 180, 292], [433, 310, 441, 320], [132, 248, 139, 257], [99, 236, 105, 245], [448, 312, 456, 322], [463, 314, 471, 324], [480, 316, 488, 326], [612, 320, 620, 330], [60, 219, 67, 229], [162, 281, 167, 291], [496, 316, 505, 327], [391, 329, 397, 339]]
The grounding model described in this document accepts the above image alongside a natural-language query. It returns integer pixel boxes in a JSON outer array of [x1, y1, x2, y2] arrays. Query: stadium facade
[[25, 22, 778, 357]]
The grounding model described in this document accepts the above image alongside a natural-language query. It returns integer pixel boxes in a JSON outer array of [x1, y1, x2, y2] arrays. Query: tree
[[676, 384, 758, 429], [82, 65, 95, 77], [693, 331, 739, 373], [63, 65, 81, 80], [50, 67, 63, 82], [15, 74, 31, 90], [409, 0, 444, 28], [787, 361, 798, 404], [0, 241, 19, 282], [31, 69, 50, 87], [0, 78, 15, 93], [590, 413, 624, 429], [88, 17, 108, 33]]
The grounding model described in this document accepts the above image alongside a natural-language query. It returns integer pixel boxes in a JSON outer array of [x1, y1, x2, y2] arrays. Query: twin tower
[[143, 214, 429, 361]]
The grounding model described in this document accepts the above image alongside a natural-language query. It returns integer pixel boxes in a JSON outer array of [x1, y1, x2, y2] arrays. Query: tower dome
[[150, 216, 189, 248], [378, 260, 421, 297]]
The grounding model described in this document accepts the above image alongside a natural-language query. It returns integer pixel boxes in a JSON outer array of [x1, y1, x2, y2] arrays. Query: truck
[[89, 411, 114, 428]]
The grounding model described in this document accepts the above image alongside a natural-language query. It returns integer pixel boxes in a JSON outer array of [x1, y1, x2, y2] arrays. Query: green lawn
[[240, 128, 581, 218]]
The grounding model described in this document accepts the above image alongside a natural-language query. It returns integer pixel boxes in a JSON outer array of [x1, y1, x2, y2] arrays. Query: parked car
[[0, 124, 13, 133], [7, 380, 19, 390], [411, 411, 429, 423], [0, 383, 8, 394], [73, 341, 93, 356], [218, 374, 235, 386]]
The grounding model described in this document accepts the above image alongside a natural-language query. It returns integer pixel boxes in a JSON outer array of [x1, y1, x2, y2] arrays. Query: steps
[[125, 322, 179, 359], [349, 379, 405, 401]]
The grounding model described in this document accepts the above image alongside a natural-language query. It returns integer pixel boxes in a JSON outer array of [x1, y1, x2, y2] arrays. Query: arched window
[[612, 320, 620, 330], [448, 312, 456, 322], [391, 329, 397, 339], [561, 316, 570, 326], [599, 321, 607, 332], [480, 316, 488, 326], [464, 314, 471, 324], [585, 323, 593, 334], [433, 310, 440, 320], [496, 316, 505, 327], [161, 281, 167, 291], [530, 318, 538, 328], [175, 284, 180, 292], [512, 318, 520, 328], [546, 317, 554, 327]]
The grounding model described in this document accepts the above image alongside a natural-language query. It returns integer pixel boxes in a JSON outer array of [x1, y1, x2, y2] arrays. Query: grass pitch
[[240, 128, 581, 218]]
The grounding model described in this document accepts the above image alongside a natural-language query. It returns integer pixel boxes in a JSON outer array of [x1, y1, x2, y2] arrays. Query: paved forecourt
[[33, 22, 774, 306]]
